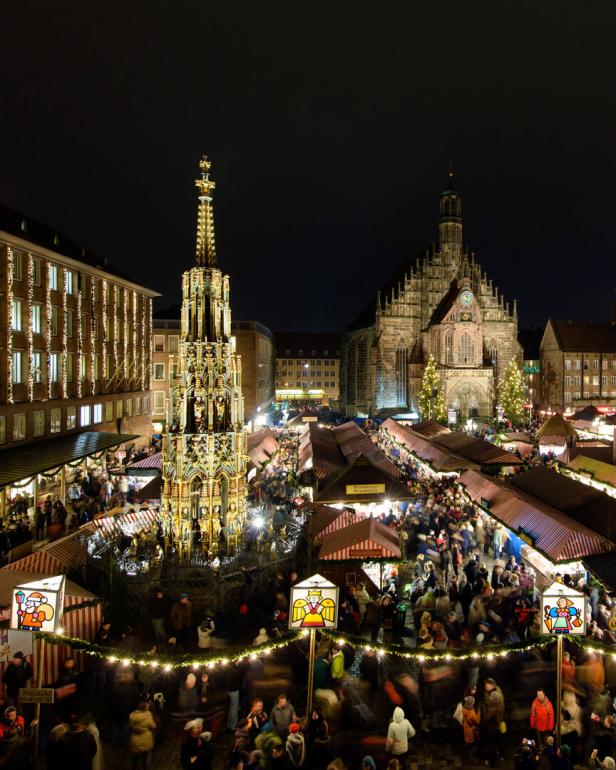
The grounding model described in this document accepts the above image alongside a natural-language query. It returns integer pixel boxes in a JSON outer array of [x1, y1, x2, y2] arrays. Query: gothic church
[[341, 173, 522, 419]]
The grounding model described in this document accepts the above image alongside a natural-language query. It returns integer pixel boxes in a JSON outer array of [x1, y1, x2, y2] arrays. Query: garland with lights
[[7, 247, 14, 404], [132, 290, 137, 389], [123, 287, 128, 381], [77, 286, 83, 399], [26, 254, 34, 402], [113, 285, 118, 381], [46, 262, 53, 399], [62, 268, 68, 398], [102, 280, 108, 381], [90, 277, 96, 395]]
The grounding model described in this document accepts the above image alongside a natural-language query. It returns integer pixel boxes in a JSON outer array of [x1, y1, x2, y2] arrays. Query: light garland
[[123, 286, 128, 381], [76, 286, 83, 399], [46, 263, 53, 398], [132, 290, 137, 389], [26, 254, 34, 401], [113, 285, 118, 382], [7, 247, 14, 404], [102, 280, 108, 381], [90, 277, 96, 395], [62, 268, 68, 398]]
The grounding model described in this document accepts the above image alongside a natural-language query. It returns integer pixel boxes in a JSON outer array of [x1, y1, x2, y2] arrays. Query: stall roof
[[332, 422, 400, 477], [537, 414, 577, 438], [247, 429, 279, 467], [568, 454, 616, 489], [460, 469, 616, 563], [410, 421, 451, 439], [0, 568, 97, 607], [583, 553, 616, 595], [501, 432, 533, 444], [299, 501, 360, 541], [0, 432, 138, 488], [512, 467, 616, 542], [134, 475, 163, 500], [318, 517, 401, 560], [314, 453, 413, 504], [126, 452, 162, 470], [431, 432, 523, 466], [382, 419, 479, 473]]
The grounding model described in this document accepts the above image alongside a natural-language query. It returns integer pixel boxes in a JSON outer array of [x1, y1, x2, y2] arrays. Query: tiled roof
[[382, 418, 478, 472], [314, 454, 412, 504], [0, 432, 138, 488], [550, 320, 616, 353], [432, 432, 523, 466], [568, 454, 616, 489], [318, 517, 401, 560], [412, 421, 451, 439]]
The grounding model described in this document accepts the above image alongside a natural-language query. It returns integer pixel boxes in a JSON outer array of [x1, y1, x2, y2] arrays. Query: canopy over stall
[[318, 517, 401, 561], [314, 454, 412, 505]]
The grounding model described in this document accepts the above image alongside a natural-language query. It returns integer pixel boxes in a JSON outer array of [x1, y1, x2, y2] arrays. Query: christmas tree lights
[[418, 355, 446, 422], [499, 357, 525, 426]]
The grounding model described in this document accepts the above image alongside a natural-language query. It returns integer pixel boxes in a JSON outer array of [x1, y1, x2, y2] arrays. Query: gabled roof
[[431, 432, 522, 466], [332, 422, 400, 477], [298, 501, 359, 541], [568, 454, 616, 489], [537, 414, 577, 439], [412, 421, 451, 439], [428, 280, 460, 325], [549, 320, 616, 353], [315, 453, 412, 504], [382, 418, 478, 472], [318, 517, 401, 560]]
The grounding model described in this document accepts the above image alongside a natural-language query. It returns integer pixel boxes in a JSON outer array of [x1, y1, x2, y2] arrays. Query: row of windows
[[153, 335, 179, 353], [564, 358, 616, 370], [564, 375, 616, 387], [0, 396, 150, 444], [277, 382, 338, 389], [282, 350, 340, 358], [11, 350, 123, 385], [564, 391, 616, 402], [277, 370, 338, 377], [278, 358, 339, 366], [11, 299, 137, 342]]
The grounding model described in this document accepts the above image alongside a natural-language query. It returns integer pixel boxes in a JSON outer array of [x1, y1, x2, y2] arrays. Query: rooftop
[[548, 319, 616, 353]]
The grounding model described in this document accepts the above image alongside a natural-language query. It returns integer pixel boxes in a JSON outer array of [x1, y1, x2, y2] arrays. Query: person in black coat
[[66, 719, 97, 770], [2, 653, 33, 706]]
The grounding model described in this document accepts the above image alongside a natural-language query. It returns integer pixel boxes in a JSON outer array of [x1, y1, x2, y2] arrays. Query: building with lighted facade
[[161, 158, 247, 553], [275, 332, 341, 408], [341, 174, 522, 419]]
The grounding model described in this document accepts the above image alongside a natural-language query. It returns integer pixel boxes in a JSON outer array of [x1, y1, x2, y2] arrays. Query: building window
[[154, 363, 165, 380], [612, 376, 616, 387], [154, 335, 165, 352], [0, 416, 5, 444], [50, 408, 61, 433], [32, 352, 43, 383], [593, 359, 599, 370], [51, 306, 58, 336], [66, 311, 73, 338], [153, 391, 165, 414], [66, 353, 74, 383], [12, 351, 23, 384], [574, 375, 581, 386], [13, 252, 23, 281], [93, 403, 103, 423], [66, 406, 76, 429], [564, 375, 571, 386], [66, 270, 75, 294], [49, 353, 59, 383], [459, 333, 474, 365], [80, 405, 91, 426], [593, 376, 599, 386], [573, 391, 581, 400], [104, 319, 111, 341], [603, 359, 608, 370], [49, 265, 59, 291], [574, 360, 581, 369], [11, 299, 22, 332], [564, 359, 571, 370], [32, 304, 42, 334], [125, 398, 133, 417], [32, 258, 42, 286], [168, 335, 179, 354], [135, 397, 142, 416], [33, 410, 45, 437], [13, 413, 26, 441], [116, 400, 123, 419], [564, 392, 571, 403], [143, 395, 150, 414]]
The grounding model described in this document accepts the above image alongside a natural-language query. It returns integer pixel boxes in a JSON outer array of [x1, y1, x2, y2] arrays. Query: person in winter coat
[[330, 646, 345, 684], [530, 689, 555, 749], [461, 695, 481, 765], [253, 628, 269, 646], [170, 595, 192, 649], [386, 706, 415, 758], [66, 717, 98, 770], [2, 652, 33, 706], [197, 620, 215, 650], [128, 702, 157, 770], [271, 694, 295, 738], [481, 679, 505, 767], [285, 722, 306, 767]]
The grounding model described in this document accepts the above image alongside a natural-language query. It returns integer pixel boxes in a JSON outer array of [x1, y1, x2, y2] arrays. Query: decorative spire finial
[[195, 155, 217, 267]]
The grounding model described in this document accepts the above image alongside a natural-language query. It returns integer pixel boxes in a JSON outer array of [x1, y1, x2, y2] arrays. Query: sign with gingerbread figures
[[540, 580, 586, 635], [11, 575, 65, 634]]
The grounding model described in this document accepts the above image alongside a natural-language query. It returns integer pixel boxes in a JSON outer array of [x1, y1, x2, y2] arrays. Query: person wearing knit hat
[[285, 720, 305, 767], [362, 757, 377, 770], [461, 695, 481, 765]]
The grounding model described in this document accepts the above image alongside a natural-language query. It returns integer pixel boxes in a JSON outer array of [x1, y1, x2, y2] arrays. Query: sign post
[[540, 581, 586, 748], [289, 574, 339, 718]]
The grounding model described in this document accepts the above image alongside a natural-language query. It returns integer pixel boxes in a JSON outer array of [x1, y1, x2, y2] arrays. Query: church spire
[[195, 155, 217, 267], [438, 164, 463, 263]]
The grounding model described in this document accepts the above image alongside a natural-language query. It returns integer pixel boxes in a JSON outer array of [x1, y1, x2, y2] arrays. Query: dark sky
[[2, 2, 616, 333]]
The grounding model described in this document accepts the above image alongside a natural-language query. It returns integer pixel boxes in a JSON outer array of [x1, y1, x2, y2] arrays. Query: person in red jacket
[[530, 689, 555, 749]]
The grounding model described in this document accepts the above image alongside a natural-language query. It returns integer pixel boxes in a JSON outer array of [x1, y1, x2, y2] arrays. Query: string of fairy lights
[[46, 262, 53, 399], [7, 247, 14, 404], [26, 254, 34, 402], [90, 277, 96, 395], [36, 627, 616, 672]]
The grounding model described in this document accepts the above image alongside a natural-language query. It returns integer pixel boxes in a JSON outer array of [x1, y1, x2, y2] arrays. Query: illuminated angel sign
[[289, 574, 339, 630], [540, 580, 586, 635]]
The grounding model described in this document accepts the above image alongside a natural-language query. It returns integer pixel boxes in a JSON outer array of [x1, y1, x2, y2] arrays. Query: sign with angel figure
[[540, 580, 586, 635], [289, 574, 339, 630]]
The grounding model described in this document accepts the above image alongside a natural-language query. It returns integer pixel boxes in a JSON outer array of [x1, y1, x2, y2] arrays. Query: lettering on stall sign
[[345, 484, 386, 495], [19, 688, 55, 704], [349, 548, 383, 558]]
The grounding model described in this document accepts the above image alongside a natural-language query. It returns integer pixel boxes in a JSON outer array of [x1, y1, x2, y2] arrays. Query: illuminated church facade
[[341, 174, 522, 419], [161, 158, 247, 553]]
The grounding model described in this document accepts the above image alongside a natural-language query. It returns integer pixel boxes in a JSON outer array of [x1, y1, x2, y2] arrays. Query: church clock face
[[460, 290, 474, 307]]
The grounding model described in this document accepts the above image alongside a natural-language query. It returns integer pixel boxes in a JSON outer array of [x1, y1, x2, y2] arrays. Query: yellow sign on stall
[[345, 483, 386, 495]]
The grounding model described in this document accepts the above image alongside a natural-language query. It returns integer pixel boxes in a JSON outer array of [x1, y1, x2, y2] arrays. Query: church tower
[[438, 168, 463, 263], [161, 157, 247, 556]]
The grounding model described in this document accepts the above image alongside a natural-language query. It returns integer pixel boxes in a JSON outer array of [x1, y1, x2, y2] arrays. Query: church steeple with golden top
[[161, 157, 247, 557]]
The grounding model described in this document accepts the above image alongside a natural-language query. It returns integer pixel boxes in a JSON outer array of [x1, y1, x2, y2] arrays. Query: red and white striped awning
[[94, 508, 159, 535], [318, 518, 401, 561], [126, 452, 162, 470]]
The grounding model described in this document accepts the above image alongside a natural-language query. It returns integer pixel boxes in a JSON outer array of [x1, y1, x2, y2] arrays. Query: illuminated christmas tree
[[499, 357, 525, 426], [418, 355, 446, 422]]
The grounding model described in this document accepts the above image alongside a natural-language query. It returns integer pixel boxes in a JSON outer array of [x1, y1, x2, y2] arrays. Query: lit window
[[125, 398, 133, 417], [168, 335, 179, 353], [33, 410, 45, 437], [13, 413, 26, 441], [105, 401, 113, 422], [564, 392, 572, 403], [32, 352, 43, 383], [564, 376, 571, 386], [66, 406, 76, 429], [154, 335, 165, 352], [153, 391, 165, 414], [80, 356, 87, 380], [116, 400, 123, 418], [32, 258, 42, 286], [564, 359, 571, 370], [11, 299, 22, 331], [65, 270, 74, 294], [32, 304, 41, 334], [93, 356, 99, 381], [80, 405, 91, 426], [12, 351, 23, 383], [49, 265, 59, 291], [12, 252, 23, 281], [50, 408, 61, 433], [593, 360, 599, 370], [135, 397, 142, 415], [93, 403, 103, 423], [143, 395, 150, 414], [154, 363, 165, 380], [0, 417, 5, 444]]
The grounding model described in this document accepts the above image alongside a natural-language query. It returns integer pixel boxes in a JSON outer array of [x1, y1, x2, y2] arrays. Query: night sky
[[2, 3, 616, 333]]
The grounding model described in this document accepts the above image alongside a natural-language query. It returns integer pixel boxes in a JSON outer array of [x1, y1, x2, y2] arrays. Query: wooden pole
[[306, 628, 316, 720], [33, 634, 44, 756], [555, 634, 563, 748]]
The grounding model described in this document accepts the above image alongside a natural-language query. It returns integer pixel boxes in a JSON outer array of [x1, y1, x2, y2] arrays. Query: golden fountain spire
[[195, 155, 217, 267]]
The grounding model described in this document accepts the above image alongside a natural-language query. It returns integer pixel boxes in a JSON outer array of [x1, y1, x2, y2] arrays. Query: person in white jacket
[[386, 706, 415, 757]]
